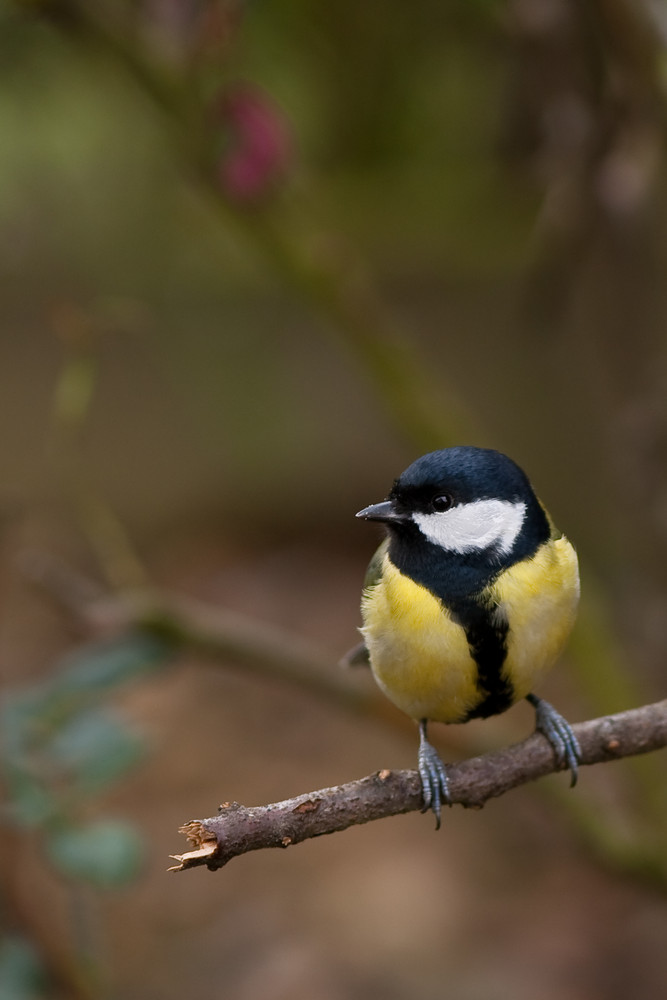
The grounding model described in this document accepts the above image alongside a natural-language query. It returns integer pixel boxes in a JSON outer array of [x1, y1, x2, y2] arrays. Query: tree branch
[[170, 699, 667, 871], [19, 550, 367, 712]]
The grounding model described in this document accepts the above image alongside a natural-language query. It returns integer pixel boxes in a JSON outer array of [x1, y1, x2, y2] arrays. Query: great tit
[[354, 446, 580, 827]]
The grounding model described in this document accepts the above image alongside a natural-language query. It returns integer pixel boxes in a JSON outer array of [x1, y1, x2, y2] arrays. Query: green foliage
[[0, 937, 47, 1000], [1, 632, 172, 877], [48, 707, 145, 795], [49, 632, 170, 698], [46, 820, 144, 888]]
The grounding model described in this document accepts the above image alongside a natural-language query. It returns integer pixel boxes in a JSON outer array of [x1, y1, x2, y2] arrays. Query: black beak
[[355, 500, 404, 523]]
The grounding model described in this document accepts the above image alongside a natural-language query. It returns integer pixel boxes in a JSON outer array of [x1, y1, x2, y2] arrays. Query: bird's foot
[[527, 693, 581, 787], [418, 720, 450, 829]]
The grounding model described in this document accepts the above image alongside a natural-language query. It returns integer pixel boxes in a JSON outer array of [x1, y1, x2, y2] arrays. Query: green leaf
[[3, 771, 57, 828], [1, 634, 171, 763], [0, 936, 47, 999], [46, 820, 144, 888], [47, 708, 145, 794], [1, 690, 55, 757], [54, 633, 172, 697]]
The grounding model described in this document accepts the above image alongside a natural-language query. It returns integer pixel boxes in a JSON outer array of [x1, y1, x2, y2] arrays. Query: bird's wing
[[362, 536, 389, 590], [339, 538, 389, 668], [539, 499, 565, 541]]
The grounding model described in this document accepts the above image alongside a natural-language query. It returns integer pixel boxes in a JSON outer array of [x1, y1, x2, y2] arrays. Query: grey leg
[[527, 693, 581, 787], [418, 719, 451, 829]]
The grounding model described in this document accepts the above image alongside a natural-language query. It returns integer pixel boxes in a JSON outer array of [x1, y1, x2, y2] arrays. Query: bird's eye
[[432, 495, 452, 512]]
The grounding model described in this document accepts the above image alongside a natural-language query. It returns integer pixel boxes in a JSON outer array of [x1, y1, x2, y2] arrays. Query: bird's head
[[357, 446, 549, 562]]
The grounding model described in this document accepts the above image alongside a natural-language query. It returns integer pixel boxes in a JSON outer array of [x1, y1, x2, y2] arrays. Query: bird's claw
[[418, 722, 450, 829], [527, 694, 581, 787]]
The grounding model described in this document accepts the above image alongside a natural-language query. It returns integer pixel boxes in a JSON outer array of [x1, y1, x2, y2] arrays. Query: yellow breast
[[360, 554, 480, 723], [360, 539, 579, 724], [489, 536, 579, 700]]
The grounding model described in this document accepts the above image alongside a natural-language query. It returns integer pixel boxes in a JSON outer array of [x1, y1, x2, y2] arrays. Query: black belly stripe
[[385, 537, 518, 719], [449, 597, 514, 720]]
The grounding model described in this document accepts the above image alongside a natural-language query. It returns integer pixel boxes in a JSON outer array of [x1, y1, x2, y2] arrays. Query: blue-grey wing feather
[[340, 538, 388, 668]]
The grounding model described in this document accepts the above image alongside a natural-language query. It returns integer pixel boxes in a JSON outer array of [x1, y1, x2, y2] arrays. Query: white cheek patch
[[412, 499, 526, 555]]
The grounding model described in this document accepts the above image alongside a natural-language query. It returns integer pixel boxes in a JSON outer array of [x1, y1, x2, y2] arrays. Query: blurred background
[[2, 0, 667, 997]]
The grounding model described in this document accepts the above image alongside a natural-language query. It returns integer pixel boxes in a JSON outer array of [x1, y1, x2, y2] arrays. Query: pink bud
[[217, 84, 293, 204]]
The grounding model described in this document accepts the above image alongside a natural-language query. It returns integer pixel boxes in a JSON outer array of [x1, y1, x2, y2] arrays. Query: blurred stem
[[49, 306, 148, 592], [231, 202, 473, 451], [36, 0, 472, 453]]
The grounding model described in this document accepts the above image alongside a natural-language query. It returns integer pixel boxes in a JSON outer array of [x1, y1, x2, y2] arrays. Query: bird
[[352, 445, 581, 827]]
